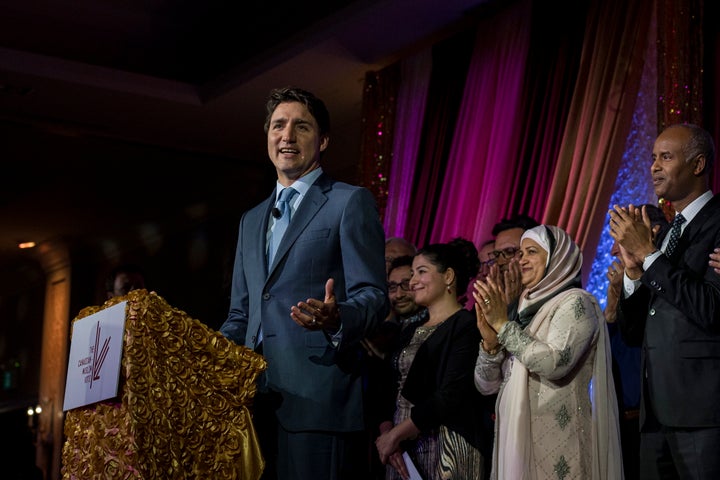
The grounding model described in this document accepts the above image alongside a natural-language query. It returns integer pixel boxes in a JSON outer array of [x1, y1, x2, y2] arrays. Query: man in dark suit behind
[[219, 87, 389, 480], [609, 123, 720, 479]]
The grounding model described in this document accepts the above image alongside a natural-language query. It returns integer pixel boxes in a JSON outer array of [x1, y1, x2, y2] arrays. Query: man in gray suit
[[219, 87, 388, 480], [609, 123, 720, 479]]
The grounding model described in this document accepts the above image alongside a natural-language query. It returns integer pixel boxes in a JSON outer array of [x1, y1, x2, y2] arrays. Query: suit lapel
[[267, 175, 330, 274], [655, 223, 671, 248], [667, 194, 720, 258], [255, 192, 275, 276]]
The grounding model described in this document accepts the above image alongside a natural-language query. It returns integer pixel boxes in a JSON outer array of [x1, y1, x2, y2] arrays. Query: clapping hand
[[473, 276, 509, 334], [604, 259, 623, 323], [709, 248, 720, 274], [487, 260, 522, 305], [608, 204, 655, 268]]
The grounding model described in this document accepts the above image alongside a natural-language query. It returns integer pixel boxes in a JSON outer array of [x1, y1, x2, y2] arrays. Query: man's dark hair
[[263, 86, 331, 137], [491, 214, 540, 236], [105, 263, 146, 293], [388, 255, 414, 277], [673, 123, 715, 174]]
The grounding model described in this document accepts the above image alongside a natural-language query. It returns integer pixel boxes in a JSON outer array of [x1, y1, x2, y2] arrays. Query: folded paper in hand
[[402, 452, 423, 480]]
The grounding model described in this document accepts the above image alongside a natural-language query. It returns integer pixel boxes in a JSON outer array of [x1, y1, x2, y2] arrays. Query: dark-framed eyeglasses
[[387, 279, 411, 293], [491, 247, 520, 260], [480, 258, 496, 270]]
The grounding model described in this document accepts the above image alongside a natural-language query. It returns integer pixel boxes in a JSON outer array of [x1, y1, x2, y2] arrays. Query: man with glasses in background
[[365, 255, 427, 358], [364, 254, 427, 479], [489, 214, 540, 305], [386, 255, 428, 328], [478, 239, 496, 283], [464, 239, 496, 310]]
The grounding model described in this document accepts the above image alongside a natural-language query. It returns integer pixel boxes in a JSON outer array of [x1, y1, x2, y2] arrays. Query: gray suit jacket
[[220, 172, 388, 432], [618, 193, 720, 428]]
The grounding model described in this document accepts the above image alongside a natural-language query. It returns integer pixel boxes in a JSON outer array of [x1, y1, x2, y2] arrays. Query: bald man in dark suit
[[609, 123, 720, 479]]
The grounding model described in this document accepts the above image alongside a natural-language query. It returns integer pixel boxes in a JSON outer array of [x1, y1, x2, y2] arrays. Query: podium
[[61, 290, 267, 479]]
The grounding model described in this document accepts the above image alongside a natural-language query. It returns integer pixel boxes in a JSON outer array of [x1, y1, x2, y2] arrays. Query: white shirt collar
[[676, 190, 713, 225], [274, 167, 323, 201]]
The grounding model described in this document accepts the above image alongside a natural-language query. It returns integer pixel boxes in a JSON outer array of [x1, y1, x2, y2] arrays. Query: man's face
[[478, 242, 495, 281], [493, 227, 524, 271], [387, 265, 418, 318], [111, 272, 145, 298], [651, 125, 699, 205], [267, 101, 329, 185]]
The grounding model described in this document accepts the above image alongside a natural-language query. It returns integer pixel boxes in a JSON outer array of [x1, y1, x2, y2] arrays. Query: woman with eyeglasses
[[374, 238, 495, 480], [473, 225, 623, 480]]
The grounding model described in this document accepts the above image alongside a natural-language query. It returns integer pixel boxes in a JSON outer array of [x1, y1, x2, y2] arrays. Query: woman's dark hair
[[417, 237, 480, 296], [263, 86, 330, 136]]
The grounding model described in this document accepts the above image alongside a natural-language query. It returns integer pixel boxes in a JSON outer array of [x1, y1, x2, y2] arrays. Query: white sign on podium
[[63, 301, 127, 411]]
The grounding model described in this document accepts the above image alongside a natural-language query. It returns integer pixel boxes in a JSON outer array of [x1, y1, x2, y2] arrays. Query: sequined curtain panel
[[657, 0, 704, 129], [359, 65, 400, 222]]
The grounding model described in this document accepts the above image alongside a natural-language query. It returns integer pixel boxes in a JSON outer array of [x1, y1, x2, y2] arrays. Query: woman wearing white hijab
[[473, 225, 623, 480]]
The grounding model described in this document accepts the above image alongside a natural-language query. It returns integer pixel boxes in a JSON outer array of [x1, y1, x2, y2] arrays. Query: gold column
[[34, 240, 71, 480]]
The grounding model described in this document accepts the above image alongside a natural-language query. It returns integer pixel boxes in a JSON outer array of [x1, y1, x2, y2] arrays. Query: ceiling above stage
[[0, 0, 499, 289]]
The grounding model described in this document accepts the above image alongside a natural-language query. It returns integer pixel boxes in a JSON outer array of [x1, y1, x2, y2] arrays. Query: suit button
[[650, 280, 658, 287], [263, 293, 271, 300], [649, 308, 656, 316]]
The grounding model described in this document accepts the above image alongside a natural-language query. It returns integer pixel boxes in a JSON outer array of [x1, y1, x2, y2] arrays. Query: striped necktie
[[664, 213, 685, 257]]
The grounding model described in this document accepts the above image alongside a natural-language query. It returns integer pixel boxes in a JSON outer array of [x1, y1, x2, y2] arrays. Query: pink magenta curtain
[[383, 50, 432, 239], [400, 29, 477, 247], [429, 0, 532, 244]]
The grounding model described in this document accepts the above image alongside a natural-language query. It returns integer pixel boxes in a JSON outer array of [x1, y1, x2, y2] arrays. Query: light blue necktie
[[664, 212, 685, 257], [268, 187, 298, 265]]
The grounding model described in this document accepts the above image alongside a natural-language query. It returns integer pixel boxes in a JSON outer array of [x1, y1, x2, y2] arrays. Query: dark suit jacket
[[378, 309, 495, 453], [220, 172, 389, 432], [618, 193, 720, 428]]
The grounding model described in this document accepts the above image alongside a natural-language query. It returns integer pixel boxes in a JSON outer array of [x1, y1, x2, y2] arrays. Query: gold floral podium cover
[[61, 290, 267, 479]]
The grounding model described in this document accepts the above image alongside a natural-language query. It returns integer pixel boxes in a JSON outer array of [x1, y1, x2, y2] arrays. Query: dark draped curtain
[[404, 30, 475, 247], [359, 0, 713, 290], [709, 1, 720, 193], [510, 1, 588, 217], [543, 0, 653, 280]]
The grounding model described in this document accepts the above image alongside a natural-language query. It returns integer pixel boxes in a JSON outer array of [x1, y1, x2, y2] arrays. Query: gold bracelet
[[481, 339, 499, 355]]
